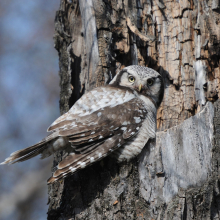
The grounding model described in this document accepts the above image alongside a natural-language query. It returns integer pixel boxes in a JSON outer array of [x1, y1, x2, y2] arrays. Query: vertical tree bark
[[48, 0, 220, 219]]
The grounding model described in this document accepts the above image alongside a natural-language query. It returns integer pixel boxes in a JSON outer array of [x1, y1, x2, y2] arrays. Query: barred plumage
[[1, 65, 164, 184]]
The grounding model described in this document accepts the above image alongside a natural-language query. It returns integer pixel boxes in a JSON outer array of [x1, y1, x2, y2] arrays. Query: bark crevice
[[48, 0, 220, 219]]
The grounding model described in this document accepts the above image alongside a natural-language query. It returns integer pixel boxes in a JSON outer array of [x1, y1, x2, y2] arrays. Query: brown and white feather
[[1, 65, 164, 184]]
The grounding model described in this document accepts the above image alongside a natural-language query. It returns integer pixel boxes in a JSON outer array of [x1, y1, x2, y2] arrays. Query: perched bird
[[1, 65, 164, 184]]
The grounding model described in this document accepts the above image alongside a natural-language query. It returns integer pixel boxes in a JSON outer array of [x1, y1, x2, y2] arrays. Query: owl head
[[110, 65, 164, 108]]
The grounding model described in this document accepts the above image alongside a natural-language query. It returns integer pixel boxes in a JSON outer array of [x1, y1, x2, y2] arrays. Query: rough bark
[[48, 0, 220, 219]]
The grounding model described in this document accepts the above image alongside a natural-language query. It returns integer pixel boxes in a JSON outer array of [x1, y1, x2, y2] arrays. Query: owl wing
[[47, 86, 150, 183]]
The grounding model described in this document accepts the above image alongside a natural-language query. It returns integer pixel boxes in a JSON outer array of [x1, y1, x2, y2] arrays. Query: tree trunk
[[48, 0, 220, 219]]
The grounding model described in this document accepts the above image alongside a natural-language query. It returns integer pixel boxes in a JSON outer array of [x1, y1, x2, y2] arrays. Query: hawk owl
[[2, 65, 164, 184]]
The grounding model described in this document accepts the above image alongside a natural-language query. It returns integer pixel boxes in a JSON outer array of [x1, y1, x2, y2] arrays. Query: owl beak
[[138, 84, 142, 92]]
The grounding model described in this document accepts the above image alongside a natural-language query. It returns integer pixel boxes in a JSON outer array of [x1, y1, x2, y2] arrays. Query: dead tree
[[48, 0, 220, 219]]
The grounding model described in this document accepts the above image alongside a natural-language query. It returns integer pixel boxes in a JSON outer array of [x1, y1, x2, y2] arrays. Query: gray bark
[[48, 0, 220, 219]]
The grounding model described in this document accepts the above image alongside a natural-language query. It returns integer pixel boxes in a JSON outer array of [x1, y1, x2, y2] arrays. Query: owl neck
[[108, 82, 158, 109], [109, 70, 127, 86], [137, 93, 157, 114]]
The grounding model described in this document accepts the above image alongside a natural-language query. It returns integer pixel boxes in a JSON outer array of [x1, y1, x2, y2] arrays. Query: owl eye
[[147, 79, 154, 86], [128, 76, 135, 83]]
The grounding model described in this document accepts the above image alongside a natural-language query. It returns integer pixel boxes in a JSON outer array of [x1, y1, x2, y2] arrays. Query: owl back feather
[[1, 65, 164, 185]]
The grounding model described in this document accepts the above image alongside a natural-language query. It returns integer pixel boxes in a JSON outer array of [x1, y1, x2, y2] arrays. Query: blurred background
[[0, 1, 60, 219]]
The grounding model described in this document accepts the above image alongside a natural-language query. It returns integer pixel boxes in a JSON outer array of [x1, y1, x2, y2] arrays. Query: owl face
[[2, 64, 164, 184], [110, 65, 164, 107]]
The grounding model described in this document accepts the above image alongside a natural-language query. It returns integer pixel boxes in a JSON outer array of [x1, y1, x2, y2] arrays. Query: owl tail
[[1, 132, 65, 164]]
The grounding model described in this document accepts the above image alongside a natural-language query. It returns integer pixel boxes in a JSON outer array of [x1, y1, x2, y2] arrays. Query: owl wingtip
[[0, 161, 7, 165], [0, 156, 14, 165], [47, 176, 57, 184]]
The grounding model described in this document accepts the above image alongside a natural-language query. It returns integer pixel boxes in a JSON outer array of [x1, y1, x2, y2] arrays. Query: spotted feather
[[1, 65, 164, 185], [47, 97, 148, 183]]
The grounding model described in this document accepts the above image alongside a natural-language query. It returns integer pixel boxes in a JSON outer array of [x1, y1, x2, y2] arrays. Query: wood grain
[[48, 0, 220, 219]]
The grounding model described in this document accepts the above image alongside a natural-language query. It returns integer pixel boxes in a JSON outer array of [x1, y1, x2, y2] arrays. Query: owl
[[2, 65, 164, 184]]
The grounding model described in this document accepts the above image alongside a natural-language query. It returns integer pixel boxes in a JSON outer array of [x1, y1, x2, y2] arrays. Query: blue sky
[[0, 1, 61, 219]]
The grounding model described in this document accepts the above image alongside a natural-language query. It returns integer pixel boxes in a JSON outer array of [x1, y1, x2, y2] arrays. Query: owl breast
[[111, 96, 157, 162]]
